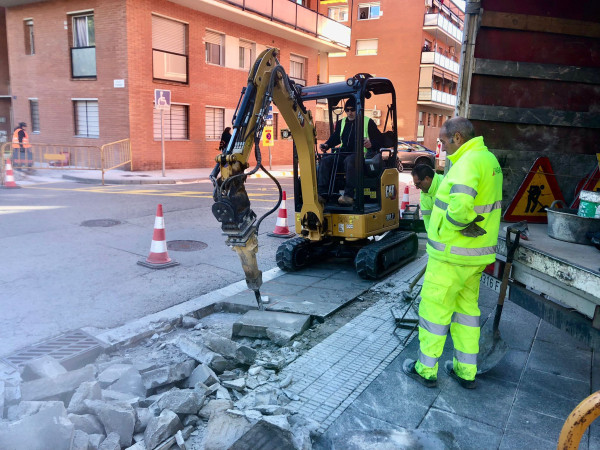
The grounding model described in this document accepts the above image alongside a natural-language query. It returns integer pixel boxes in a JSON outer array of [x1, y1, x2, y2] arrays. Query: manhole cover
[[167, 240, 207, 251], [2, 329, 105, 371], [81, 219, 122, 227]]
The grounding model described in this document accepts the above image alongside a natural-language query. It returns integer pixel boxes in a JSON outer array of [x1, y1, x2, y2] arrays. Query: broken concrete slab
[[202, 410, 252, 450], [8, 400, 65, 421], [71, 429, 90, 450], [222, 378, 246, 392], [154, 388, 203, 415], [134, 407, 152, 434], [144, 409, 183, 450], [21, 355, 67, 381], [98, 364, 135, 387], [0, 402, 73, 450], [98, 432, 120, 450], [202, 331, 239, 358], [88, 433, 105, 450], [68, 413, 106, 435], [229, 418, 296, 450], [186, 364, 218, 388], [175, 336, 231, 374], [84, 400, 135, 447], [232, 311, 311, 341], [198, 399, 233, 420], [141, 359, 196, 391], [266, 328, 297, 346], [21, 364, 96, 401], [68, 381, 103, 414], [0, 381, 4, 419], [109, 368, 146, 398]]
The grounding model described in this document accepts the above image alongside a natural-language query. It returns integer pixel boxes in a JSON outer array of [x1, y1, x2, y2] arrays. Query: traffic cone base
[[138, 204, 179, 269], [2, 158, 21, 189], [268, 191, 295, 238]]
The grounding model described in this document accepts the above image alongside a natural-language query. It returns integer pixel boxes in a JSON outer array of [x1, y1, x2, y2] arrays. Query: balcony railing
[[421, 51, 459, 75], [223, 0, 351, 47], [424, 13, 463, 43], [418, 87, 457, 107], [71, 46, 96, 78]]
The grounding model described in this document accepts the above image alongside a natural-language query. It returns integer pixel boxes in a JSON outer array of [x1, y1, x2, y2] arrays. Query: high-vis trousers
[[415, 258, 487, 381]]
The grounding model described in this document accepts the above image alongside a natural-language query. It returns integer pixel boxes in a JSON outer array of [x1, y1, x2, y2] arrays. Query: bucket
[[578, 190, 600, 218], [546, 200, 600, 245]]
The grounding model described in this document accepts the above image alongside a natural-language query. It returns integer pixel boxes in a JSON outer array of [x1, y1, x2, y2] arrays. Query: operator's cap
[[19, 122, 27, 127], [345, 97, 356, 109]]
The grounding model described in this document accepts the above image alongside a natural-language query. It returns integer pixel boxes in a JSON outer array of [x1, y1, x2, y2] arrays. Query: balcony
[[71, 46, 96, 78], [418, 88, 457, 108], [423, 13, 463, 44], [170, 0, 350, 51], [421, 51, 459, 75]]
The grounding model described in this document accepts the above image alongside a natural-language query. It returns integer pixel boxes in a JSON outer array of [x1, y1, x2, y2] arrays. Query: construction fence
[[1, 139, 131, 185]]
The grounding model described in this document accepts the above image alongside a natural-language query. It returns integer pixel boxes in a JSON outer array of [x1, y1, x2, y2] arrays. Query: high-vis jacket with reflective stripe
[[426, 136, 503, 266], [339, 116, 371, 154], [420, 172, 443, 233]]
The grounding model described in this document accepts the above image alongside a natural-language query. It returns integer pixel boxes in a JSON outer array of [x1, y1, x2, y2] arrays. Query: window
[[328, 6, 348, 22], [70, 13, 96, 77], [205, 30, 224, 66], [24, 20, 34, 55], [328, 52, 346, 58], [290, 54, 306, 86], [153, 104, 189, 140], [356, 39, 378, 56], [73, 100, 99, 138], [329, 75, 346, 83], [29, 99, 40, 132], [239, 40, 253, 70], [206, 107, 225, 140], [152, 15, 188, 83], [358, 3, 380, 20]]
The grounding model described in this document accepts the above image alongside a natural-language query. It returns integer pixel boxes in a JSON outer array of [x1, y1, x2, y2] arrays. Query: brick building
[[1, 0, 349, 169], [325, 0, 464, 151]]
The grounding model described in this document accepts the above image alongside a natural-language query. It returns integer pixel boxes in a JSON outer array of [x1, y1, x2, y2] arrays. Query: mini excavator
[[210, 48, 418, 309]]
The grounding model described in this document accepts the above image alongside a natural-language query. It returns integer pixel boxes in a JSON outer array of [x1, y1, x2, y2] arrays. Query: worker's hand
[[319, 143, 329, 152], [460, 215, 487, 237], [364, 138, 372, 149]]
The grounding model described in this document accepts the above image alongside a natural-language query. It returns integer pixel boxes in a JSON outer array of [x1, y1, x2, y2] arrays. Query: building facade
[[2, 0, 349, 169], [325, 0, 464, 151]]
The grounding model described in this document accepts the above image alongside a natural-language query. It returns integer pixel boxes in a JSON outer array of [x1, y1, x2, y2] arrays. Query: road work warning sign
[[262, 126, 274, 147], [504, 156, 564, 223]]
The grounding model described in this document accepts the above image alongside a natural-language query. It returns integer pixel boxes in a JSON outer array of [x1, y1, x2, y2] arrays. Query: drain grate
[[167, 240, 208, 252], [81, 219, 122, 227], [2, 329, 105, 371]]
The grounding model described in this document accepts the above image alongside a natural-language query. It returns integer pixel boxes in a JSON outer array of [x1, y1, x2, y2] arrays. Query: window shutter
[[205, 30, 223, 45], [153, 104, 188, 140], [356, 39, 378, 54], [152, 15, 186, 54], [239, 40, 252, 50]]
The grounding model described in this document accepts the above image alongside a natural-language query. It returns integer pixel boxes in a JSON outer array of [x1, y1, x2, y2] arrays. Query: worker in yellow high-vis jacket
[[403, 117, 503, 389], [411, 164, 443, 233]]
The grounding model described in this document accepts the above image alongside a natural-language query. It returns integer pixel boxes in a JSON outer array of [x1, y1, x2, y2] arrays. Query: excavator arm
[[210, 48, 323, 308]]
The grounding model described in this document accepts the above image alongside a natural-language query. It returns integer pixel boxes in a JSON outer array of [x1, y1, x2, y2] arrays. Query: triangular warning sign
[[571, 167, 600, 209], [504, 157, 565, 223]]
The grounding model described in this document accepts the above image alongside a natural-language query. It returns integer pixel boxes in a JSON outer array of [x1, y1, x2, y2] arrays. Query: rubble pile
[[0, 314, 319, 450]]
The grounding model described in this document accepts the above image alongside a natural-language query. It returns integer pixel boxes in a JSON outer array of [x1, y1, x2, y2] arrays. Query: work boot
[[444, 360, 476, 389], [402, 359, 437, 388], [338, 195, 354, 206]]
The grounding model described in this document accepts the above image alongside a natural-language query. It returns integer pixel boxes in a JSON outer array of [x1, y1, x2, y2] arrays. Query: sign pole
[[161, 109, 165, 177], [155, 89, 171, 178]]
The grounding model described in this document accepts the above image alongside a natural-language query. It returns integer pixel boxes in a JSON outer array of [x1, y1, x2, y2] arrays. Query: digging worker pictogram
[[403, 117, 503, 389]]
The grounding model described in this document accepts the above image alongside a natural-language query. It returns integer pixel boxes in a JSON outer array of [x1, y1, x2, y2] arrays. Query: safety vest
[[12, 128, 31, 148], [339, 116, 371, 154], [426, 136, 503, 266], [420, 172, 443, 233]]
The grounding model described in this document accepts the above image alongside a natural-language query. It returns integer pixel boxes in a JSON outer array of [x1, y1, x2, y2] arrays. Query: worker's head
[[18, 122, 27, 128], [439, 117, 475, 155], [344, 97, 357, 121], [411, 164, 435, 193]]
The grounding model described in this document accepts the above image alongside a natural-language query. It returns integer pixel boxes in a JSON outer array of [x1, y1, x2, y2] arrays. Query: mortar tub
[[546, 200, 600, 245]]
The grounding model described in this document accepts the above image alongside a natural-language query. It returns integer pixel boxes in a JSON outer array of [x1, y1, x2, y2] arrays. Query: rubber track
[[355, 230, 418, 280], [276, 236, 311, 272]]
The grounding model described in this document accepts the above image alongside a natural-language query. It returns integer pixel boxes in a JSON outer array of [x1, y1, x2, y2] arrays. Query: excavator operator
[[317, 97, 382, 206]]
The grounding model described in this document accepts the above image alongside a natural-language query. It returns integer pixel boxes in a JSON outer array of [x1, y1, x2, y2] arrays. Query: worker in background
[[403, 117, 503, 390], [12, 122, 32, 168], [411, 164, 443, 233], [318, 97, 381, 206]]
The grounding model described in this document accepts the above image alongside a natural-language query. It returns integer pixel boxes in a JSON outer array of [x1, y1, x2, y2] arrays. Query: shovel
[[477, 221, 526, 374]]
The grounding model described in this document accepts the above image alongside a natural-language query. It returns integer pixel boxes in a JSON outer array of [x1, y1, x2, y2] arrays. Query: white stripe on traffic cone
[[400, 185, 410, 218], [268, 191, 295, 238], [2, 159, 20, 189], [138, 204, 179, 269]]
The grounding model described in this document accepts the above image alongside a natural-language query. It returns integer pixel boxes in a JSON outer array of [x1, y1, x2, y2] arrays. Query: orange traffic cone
[[268, 191, 295, 238], [138, 204, 179, 269], [400, 185, 410, 218], [2, 159, 20, 189]]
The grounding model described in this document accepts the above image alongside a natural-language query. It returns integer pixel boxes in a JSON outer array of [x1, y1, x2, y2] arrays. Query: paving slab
[[232, 310, 311, 340], [528, 339, 591, 383], [504, 405, 566, 447]]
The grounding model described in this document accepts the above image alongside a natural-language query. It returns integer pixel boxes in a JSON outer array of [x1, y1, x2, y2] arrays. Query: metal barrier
[[1, 139, 131, 185], [558, 391, 600, 449]]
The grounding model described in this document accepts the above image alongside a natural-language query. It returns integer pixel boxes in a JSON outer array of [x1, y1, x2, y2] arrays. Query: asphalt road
[[0, 175, 294, 357]]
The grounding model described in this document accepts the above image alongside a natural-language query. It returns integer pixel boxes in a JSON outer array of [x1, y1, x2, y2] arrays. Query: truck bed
[[496, 223, 600, 319]]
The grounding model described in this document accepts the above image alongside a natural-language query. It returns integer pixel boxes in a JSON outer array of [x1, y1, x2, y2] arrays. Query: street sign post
[[154, 90, 171, 177]]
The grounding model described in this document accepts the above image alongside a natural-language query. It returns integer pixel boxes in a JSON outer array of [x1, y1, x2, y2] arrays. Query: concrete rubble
[[0, 313, 321, 449]]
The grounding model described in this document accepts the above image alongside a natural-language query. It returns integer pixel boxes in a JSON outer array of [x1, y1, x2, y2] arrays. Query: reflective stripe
[[452, 312, 479, 327], [419, 317, 450, 336], [446, 211, 469, 227], [450, 245, 497, 256], [422, 209, 432, 216], [450, 184, 478, 198], [454, 349, 478, 365], [418, 350, 438, 368], [434, 198, 448, 210], [474, 200, 502, 214], [427, 238, 446, 251]]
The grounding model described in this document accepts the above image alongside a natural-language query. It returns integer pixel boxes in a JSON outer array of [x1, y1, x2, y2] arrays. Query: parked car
[[395, 140, 435, 172]]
